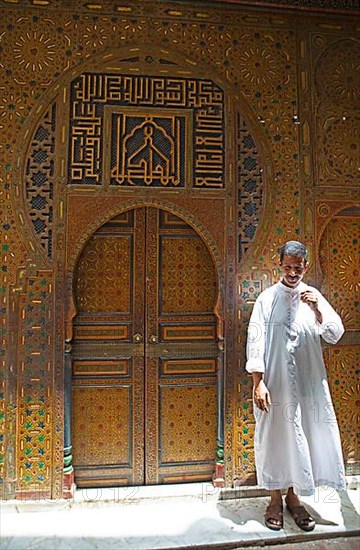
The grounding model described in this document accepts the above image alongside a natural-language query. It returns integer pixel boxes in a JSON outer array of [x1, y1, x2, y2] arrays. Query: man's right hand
[[253, 379, 271, 412]]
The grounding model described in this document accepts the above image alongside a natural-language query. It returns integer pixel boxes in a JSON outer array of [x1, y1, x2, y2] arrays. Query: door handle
[[149, 335, 158, 344], [133, 333, 143, 343]]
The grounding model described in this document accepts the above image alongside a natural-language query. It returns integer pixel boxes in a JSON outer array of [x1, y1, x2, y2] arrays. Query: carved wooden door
[[71, 207, 218, 487]]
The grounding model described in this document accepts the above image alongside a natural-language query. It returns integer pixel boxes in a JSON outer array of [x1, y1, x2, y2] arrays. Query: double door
[[71, 207, 219, 487]]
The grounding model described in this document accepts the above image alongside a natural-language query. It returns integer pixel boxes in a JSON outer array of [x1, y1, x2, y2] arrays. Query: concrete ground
[[243, 538, 360, 549], [1, 480, 359, 550]]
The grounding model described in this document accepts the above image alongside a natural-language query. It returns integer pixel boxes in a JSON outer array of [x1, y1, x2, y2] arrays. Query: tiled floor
[[1, 482, 359, 549]]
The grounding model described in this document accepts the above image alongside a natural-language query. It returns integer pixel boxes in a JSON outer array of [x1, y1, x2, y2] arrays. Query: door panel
[[72, 209, 145, 487], [72, 207, 218, 487], [160, 384, 217, 463], [160, 235, 217, 314], [147, 209, 218, 483], [74, 233, 132, 313], [72, 385, 131, 466]]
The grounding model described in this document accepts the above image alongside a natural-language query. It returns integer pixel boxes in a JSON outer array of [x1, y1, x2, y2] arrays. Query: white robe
[[245, 280, 346, 495]]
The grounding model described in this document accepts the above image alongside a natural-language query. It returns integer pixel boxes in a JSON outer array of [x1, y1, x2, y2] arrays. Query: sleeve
[[315, 291, 345, 344], [245, 296, 266, 373]]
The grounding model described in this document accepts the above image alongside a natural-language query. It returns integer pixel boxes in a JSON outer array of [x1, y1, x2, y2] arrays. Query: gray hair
[[279, 241, 308, 263]]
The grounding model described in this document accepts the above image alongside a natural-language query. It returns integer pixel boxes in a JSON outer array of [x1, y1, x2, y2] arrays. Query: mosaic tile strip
[[16, 273, 54, 494], [0, 376, 4, 484]]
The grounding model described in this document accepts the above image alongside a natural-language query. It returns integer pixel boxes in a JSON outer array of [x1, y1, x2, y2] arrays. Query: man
[[245, 241, 346, 531]]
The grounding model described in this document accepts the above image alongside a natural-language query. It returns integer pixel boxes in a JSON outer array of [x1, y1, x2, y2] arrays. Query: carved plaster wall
[[0, 0, 358, 498]]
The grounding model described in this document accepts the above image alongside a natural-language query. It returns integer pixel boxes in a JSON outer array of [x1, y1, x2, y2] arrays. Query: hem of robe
[[256, 478, 346, 496]]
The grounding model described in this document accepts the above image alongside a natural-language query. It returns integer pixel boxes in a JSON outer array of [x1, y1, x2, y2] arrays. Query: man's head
[[278, 241, 308, 288]]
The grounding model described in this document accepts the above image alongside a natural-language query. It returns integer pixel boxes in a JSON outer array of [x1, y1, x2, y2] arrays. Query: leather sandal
[[264, 503, 283, 531], [285, 499, 315, 531]]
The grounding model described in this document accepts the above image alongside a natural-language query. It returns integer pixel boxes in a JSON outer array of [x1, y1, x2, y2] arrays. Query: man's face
[[279, 254, 308, 288]]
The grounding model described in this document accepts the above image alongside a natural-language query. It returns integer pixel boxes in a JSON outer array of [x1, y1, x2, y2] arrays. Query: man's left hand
[[300, 290, 323, 323]]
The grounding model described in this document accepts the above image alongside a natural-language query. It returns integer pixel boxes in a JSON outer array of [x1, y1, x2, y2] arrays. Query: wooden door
[[71, 207, 218, 487]]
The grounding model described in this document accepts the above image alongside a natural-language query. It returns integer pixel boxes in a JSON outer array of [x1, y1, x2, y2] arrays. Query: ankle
[[285, 492, 300, 504], [270, 491, 283, 506]]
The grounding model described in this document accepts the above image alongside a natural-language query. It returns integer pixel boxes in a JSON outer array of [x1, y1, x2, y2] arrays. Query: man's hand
[[253, 379, 271, 412], [300, 290, 323, 323]]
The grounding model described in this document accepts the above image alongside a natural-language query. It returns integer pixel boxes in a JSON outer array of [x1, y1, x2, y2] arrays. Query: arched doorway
[[71, 207, 219, 487]]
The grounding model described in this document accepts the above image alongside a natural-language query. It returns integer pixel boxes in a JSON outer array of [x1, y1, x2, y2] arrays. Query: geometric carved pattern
[[74, 234, 131, 313], [160, 384, 217, 463], [24, 103, 56, 258], [110, 111, 186, 187], [319, 215, 359, 474], [17, 274, 54, 492], [319, 217, 360, 330], [73, 359, 129, 376], [319, 110, 359, 183], [69, 73, 224, 188], [315, 39, 360, 110], [0, 375, 4, 486], [2, 1, 359, 15], [161, 358, 216, 375], [73, 325, 129, 341], [160, 236, 217, 314], [238, 270, 272, 320], [72, 385, 131, 467], [329, 346, 360, 470], [237, 114, 264, 261], [315, 39, 360, 186], [162, 325, 216, 341], [235, 383, 256, 481], [234, 270, 271, 483]]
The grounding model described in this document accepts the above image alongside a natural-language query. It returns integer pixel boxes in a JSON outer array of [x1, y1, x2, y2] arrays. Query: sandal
[[285, 499, 315, 531], [264, 503, 284, 531]]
